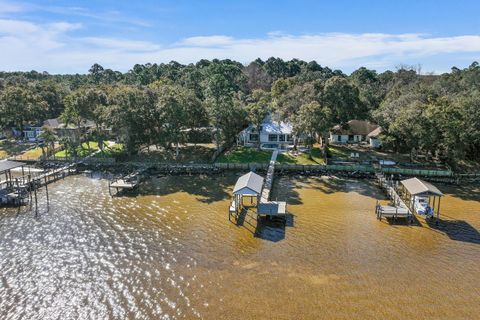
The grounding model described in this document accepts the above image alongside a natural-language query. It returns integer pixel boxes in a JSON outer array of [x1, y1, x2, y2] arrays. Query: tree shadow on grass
[[426, 217, 480, 244]]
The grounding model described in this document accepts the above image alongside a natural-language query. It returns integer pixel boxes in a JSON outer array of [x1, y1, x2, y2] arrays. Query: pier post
[[44, 175, 49, 209]]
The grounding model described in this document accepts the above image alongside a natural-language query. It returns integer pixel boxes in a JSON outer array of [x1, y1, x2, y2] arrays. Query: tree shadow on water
[[254, 214, 295, 242], [135, 175, 235, 204], [287, 175, 381, 200], [427, 218, 480, 244], [230, 208, 295, 242]]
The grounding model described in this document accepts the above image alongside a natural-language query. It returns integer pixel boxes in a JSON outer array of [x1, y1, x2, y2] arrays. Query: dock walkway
[[257, 150, 287, 217], [260, 150, 278, 202], [375, 173, 413, 221]]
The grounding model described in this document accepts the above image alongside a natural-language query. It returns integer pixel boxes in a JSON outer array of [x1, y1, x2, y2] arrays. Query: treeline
[[0, 58, 479, 166]]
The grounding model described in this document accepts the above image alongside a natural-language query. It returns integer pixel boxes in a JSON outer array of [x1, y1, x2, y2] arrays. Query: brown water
[[1, 174, 479, 319]]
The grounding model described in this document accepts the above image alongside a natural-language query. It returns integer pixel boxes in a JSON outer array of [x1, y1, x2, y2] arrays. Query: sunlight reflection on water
[[0, 174, 479, 319]]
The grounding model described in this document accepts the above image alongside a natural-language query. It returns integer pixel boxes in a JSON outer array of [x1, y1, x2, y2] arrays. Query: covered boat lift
[[229, 170, 287, 221], [399, 177, 443, 221], [230, 171, 263, 214]]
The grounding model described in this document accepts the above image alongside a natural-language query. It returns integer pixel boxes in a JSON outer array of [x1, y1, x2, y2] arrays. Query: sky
[[1, 0, 480, 74]]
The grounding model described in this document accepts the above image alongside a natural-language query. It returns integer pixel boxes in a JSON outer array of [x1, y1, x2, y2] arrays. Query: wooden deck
[[108, 169, 147, 196], [375, 173, 413, 221], [259, 150, 287, 217]]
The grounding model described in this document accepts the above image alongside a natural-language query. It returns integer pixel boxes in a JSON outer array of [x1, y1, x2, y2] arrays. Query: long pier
[[257, 150, 287, 218], [375, 173, 413, 222], [260, 150, 278, 202]]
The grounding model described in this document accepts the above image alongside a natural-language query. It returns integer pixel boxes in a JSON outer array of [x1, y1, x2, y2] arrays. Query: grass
[[129, 143, 217, 163], [277, 148, 325, 165], [327, 144, 413, 163], [94, 143, 124, 158], [217, 146, 326, 165], [328, 145, 369, 160], [16, 147, 44, 160], [0, 140, 33, 159], [217, 147, 274, 163], [55, 141, 99, 158]]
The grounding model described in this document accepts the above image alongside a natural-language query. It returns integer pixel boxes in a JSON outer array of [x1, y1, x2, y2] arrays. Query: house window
[[348, 135, 354, 141], [287, 135, 294, 142], [249, 134, 259, 142], [279, 134, 286, 142], [337, 135, 342, 142], [268, 134, 278, 142]]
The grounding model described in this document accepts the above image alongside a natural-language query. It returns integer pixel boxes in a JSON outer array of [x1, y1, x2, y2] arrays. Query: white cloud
[[1, 18, 480, 74], [0, 0, 27, 14]]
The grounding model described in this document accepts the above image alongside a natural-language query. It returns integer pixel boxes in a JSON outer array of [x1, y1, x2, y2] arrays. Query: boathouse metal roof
[[0, 160, 26, 173], [233, 171, 264, 195], [401, 177, 443, 196]]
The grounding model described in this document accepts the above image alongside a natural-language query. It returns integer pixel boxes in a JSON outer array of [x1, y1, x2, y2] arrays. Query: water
[[1, 174, 479, 319]]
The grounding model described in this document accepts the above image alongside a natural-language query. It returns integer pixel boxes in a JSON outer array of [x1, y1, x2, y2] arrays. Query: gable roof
[[367, 127, 383, 138], [261, 115, 293, 134], [233, 171, 264, 195], [401, 177, 443, 196], [331, 120, 380, 136], [43, 118, 62, 129]]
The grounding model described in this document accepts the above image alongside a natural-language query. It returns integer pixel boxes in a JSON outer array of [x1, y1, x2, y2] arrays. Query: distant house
[[22, 125, 43, 142], [329, 120, 382, 147], [366, 127, 383, 148], [238, 115, 296, 150], [43, 118, 98, 140]]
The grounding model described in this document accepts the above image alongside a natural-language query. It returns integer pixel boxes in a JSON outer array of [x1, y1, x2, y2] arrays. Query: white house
[[329, 120, 382, 148], [367, 127, 383, 148], [22, 125, 43, 142], [238, 115, 296, 150]]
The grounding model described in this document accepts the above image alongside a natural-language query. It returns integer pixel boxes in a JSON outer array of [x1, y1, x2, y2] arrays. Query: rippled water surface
[[1, 174, 479, 319]]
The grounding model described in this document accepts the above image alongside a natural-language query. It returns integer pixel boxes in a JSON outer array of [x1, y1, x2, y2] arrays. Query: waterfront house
[[329, 120, 382, 147], [366, 126, 383, 148], [43, 118, 98, 140], [22, 125, 43, 142], [237, 115, 296, 150]]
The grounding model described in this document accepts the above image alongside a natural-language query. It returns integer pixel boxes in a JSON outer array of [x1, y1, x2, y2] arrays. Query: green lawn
[[55, 141, 99, 158], [94, 143, 124, 158], [217, 147, 274, 163], [217, 146, 325, 165], [328, 145, 369, 160], [277, 148, 325, 165]]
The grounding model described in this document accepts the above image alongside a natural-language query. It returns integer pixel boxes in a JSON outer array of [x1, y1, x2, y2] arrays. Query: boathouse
[[400, 177, 443, 219], [229, 151, 288, 222], [230, 171, 264, 213]]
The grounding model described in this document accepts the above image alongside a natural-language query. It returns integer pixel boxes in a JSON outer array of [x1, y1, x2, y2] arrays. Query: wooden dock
[[258, 150, 287, 218], [260, 150, 278, 202], [375, 173, 413, 222], [108, 168, 148, 196]]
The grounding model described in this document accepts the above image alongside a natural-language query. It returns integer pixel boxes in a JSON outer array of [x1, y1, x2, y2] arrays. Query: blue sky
[[1, 0, 480, 74]]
